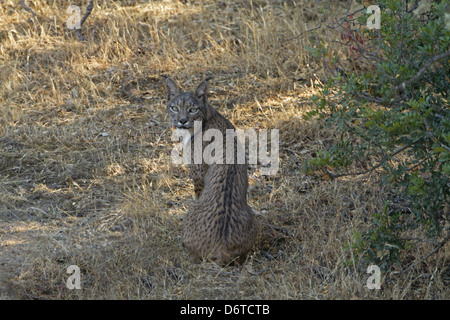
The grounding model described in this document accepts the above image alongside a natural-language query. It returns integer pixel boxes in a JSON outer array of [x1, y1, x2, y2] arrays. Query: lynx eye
[[189, 108, 199, 114], [170, 105, 179, 112]]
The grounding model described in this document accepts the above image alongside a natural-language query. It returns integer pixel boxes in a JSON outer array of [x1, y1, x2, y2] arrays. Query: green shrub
[[305, 0, 449, 271]]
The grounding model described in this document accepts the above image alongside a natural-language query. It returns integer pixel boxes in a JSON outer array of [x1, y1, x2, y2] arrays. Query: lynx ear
[[195, 78, 210, 103], [163, 76, 180, 101]]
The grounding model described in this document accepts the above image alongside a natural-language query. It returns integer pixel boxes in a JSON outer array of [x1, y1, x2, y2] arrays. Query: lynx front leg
[[193, 178, 204, 199], [190, 164, 205, 199]]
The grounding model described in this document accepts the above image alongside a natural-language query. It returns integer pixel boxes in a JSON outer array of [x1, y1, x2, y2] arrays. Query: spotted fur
[[165, 76, 258, 265]]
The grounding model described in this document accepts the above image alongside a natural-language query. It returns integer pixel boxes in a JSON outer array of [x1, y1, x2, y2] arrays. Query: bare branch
[[403, 234, 450, 273], [393, 49, 450, 92], [327, 136, 424, 179], [80, 0, 94, 27], [328, 0, 366, 29], [73, 0, 94, 41], [406, 0, 421, 13]]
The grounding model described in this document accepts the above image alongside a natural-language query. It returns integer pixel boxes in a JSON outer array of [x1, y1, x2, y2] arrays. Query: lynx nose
[[179, 118, 188, 125]]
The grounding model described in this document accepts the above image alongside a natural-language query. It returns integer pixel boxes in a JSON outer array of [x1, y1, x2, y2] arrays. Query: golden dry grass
[[0, 0, 448, 300]]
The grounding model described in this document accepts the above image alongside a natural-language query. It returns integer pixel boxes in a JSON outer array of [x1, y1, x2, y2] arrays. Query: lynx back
[[165, 76, 258, 265]]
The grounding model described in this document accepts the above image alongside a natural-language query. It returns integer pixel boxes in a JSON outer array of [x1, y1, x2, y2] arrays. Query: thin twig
[[73, 0, 94, 41], [393, 49, 450, 92], [406, 0, 421, 13], [325, 6, 392, 79], [284, 24, 323, 42], [80, 0, 94, 26], [403, 234, 450, 273], [328, 136, 424, 179], [329, 0, 366, 29], [404, 154, 432, 172]]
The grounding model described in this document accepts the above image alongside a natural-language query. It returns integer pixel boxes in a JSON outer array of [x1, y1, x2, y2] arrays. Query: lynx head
[[164, 77, 211, 130]]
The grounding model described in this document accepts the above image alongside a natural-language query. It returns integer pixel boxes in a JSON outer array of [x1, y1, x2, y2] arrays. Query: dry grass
[[0, 0, 448, 300]]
